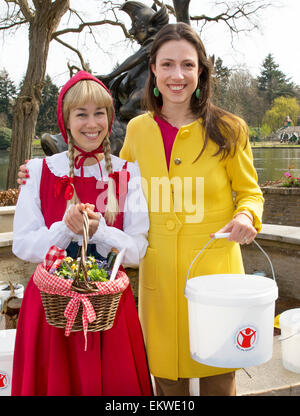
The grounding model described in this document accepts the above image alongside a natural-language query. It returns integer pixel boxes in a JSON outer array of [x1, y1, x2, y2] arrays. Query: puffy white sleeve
[[12, 158, 76, 263], [89, 161, 149, 268]]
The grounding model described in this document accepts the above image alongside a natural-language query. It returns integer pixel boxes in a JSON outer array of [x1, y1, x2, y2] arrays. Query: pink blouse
[[154, 115, 179, 169]]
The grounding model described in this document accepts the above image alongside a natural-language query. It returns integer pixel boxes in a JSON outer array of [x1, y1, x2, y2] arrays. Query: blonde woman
[[12, 71, 152, 396]]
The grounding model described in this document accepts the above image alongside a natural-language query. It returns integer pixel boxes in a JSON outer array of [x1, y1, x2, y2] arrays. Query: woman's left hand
[[210, 213, 257, 245]]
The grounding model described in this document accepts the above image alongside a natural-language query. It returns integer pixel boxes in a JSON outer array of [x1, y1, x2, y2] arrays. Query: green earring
[[153, 86, 160, 97], [195, 88, 201, 99]]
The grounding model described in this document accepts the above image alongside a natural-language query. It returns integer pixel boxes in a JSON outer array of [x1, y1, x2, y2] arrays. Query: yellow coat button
[[174, 158, 182, 165], [166, 220, 176, 231], [180, 129, 190, 139]]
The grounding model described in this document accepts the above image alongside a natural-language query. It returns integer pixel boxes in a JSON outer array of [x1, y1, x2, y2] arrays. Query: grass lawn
[[251, 141, 300, 148]]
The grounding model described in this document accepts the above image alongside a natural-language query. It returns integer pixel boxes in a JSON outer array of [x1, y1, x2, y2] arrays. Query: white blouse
[[12, 152, 149, 268]]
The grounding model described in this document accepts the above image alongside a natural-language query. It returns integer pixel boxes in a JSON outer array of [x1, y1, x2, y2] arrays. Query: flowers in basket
[[52, 256, 108, 282], [50, 249, 118, 282]]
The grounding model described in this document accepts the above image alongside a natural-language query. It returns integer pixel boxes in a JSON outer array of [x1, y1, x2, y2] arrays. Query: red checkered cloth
[[44, 245, 67, 272], [33, 245, 129, 350]]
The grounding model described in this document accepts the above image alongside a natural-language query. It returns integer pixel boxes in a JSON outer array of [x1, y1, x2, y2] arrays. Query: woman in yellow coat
[[120, 23, 264, 396]]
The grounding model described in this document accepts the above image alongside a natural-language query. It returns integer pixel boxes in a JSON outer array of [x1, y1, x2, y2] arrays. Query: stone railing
[[0, 205, 15, 233], [241, 224, 300, 301], [262, 186, 300, 227]]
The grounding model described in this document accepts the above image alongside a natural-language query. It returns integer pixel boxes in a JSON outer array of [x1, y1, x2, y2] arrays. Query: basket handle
[[73, 209, 90, 287], [185, 233, 276, 291]]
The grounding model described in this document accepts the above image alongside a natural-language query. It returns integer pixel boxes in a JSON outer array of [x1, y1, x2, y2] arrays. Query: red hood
[[57, 70, 114, 143]]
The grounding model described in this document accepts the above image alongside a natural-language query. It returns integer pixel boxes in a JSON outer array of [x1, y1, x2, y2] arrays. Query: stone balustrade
[[0, 206, 15, 233], [262, 186, 300, 227], [241, 224, 300, 301]]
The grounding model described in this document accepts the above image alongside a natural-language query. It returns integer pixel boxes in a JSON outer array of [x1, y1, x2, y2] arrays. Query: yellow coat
[[120, 112, 264, 380]]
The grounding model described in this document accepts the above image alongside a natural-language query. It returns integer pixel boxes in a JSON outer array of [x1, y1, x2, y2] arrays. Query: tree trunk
[[1, 281, 22, 329], [2, 296, 23, 329], [7, 1, 69, 188]]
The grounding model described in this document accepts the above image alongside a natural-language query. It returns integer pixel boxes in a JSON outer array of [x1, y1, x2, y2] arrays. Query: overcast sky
[[0, 0, 299, 88]]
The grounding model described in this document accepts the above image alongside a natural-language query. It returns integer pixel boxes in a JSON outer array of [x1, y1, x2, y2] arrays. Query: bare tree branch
[[1, 1, 29, 30], [15, 0, 34, 20], [2, 0, 71, 187], [150, 0, 272, 36], [191, 0, 271, 31], [51, 9, 132, 73], [52, 18, 131, 40], [190, 0, 272, 44], [68, 7, 85, 25], [0, 18, 27, 30], [66, 8, 99, 49], [67, 62, 83, 78], [53, 36, 89, 71]]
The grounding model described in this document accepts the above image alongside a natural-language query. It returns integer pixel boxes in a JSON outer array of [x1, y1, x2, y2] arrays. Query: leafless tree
[[153, 0, 272, 37], [1, 1, 70, 188], [222, 68, 266, 126], [1, 0, 130, 187]]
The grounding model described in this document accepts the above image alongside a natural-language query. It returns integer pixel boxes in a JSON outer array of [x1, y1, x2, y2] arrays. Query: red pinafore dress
[[11, 159, 153, 396]]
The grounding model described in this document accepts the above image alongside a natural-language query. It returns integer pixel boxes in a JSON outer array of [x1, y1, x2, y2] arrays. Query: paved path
[[236, 336, 300, 396], [188, 336, 300, 396]]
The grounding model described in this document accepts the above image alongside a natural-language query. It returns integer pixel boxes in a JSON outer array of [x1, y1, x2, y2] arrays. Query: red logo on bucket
[[235, 326, 257, 351], [0, 371, 9, 389]]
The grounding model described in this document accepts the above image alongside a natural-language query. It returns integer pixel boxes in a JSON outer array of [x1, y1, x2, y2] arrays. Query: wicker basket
[[36, 211, 128, 334], [40, 291, 122, 332]]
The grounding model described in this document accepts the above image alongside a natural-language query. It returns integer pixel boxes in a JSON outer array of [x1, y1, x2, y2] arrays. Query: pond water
[[1, 147, 300, 190], [252, 147, 300, 184], [0, 149, 44, 190], [0, 150, 9, 190]]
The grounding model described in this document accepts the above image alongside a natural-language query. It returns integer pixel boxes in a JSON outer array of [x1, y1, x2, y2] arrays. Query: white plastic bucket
[[0, 282, 24, 312], [184, 234, 278, 368], [0, 329, 16, 396], [279, 308, 300, 374]]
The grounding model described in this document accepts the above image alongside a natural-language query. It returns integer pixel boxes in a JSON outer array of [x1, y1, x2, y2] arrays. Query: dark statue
[[97, 2, 169, 155], [41, 1, 191, 156]]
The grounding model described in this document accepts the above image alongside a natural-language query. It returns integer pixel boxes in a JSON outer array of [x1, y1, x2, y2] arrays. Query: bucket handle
[[279, 331, 300, 342], [185, 232, 276, 290]]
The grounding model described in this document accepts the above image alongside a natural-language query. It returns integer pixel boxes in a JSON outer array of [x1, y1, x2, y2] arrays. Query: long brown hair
[[143, 23, 247, 160]]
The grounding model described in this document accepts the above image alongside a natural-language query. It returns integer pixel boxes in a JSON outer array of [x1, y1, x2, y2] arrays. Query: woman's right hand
[[17, 163, 29, 186], [65, 203, 100, 238], [64, 203, 86, 235]]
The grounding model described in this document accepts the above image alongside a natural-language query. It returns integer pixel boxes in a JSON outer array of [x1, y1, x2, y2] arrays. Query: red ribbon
[[108, 170, 130, 198], [73, 144, 103, 180], [54, 176, 74, 200], [64, 294, 96, 351]]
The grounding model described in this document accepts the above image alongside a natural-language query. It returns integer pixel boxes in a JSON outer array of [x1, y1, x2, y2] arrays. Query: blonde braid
[[67, 133, 79, 208], [102, 135, 119, 224], [68, 133, 75, 178]]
